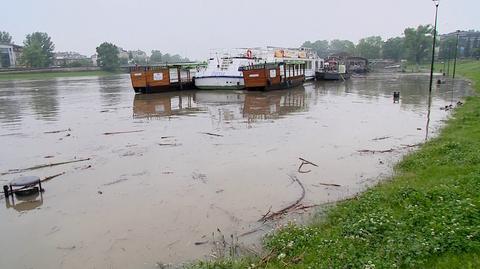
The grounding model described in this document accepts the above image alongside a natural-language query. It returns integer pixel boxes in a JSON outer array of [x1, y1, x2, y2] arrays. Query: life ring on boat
[[246, 49, 253, 59]]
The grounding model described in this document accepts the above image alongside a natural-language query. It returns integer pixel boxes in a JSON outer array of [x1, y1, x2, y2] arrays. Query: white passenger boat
[[194, 49, 260, 90], [194, 47, 323, 90]]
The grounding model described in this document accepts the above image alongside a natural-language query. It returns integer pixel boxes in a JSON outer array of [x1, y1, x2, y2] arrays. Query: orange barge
[[239, 61, 305, 91], [130, 64, 201, 94]]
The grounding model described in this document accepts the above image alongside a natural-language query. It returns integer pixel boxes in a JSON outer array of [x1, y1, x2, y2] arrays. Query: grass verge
[[0, 70, 122, 81], [193, 60, 480, 268]]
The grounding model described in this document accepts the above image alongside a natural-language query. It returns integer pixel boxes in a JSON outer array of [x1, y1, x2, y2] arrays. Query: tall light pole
[[452, 30, 460, 79], [428, 0, 440, 94]]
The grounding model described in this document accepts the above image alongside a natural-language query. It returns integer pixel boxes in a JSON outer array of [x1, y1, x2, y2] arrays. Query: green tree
[[302, 40, 329, 57], [383, 37, 405, 61], [21, 32, 55, 67], [404, 25, 433, 64], [0, 31, 12, 44], [149, 50, 189, 63], [329, 39, 356, 55], [96, 42, 119, 71], [150, 50, 162, 63], [356, 36, 383, 59]]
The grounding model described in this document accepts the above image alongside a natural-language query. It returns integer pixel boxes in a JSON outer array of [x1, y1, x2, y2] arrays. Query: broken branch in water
[[103, 130, 144, 135], [200, 132, 223, 137], [299, 157, 318, 167], [294, 204, 319, 211], [44, 128, 71, 134], [314, 182, 341, 187], [41, 172, 66, 183], [157, 143, 181, 146], [357, 143, 423, 154], [1, 158, 91, 175], [401, 143, 423, 148], [259, 175, 306, 222], [298, 157, 318, 173], [357, 148, 394, 154], [372, 136, 391, 141]]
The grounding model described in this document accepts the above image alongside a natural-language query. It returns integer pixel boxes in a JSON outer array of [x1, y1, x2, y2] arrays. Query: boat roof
[[130, 62, 207, 70]]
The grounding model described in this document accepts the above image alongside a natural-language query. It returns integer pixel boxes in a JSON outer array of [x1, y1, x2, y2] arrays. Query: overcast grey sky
[[2, 0, 479, 60]]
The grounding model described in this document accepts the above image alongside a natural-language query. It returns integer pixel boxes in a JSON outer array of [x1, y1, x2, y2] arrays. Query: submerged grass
[[193, 61, 480, 268], [0, 70, 122, 81]]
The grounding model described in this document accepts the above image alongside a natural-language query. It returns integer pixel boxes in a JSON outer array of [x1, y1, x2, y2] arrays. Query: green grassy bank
[[195, 61, 480, 269], [0, 70, 122, 81]]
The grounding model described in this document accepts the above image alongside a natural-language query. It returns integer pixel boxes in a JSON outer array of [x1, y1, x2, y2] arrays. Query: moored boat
[[194, 47, 323, 90], [130, 63, 202, 94], [240, 61, 305, 91], [315, 57, 350, 81], [194, 49, 259, 90]]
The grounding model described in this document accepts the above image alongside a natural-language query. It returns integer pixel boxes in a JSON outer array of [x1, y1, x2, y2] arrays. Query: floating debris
[[200, 132, 223, 137], [103, 130, 144, 135]]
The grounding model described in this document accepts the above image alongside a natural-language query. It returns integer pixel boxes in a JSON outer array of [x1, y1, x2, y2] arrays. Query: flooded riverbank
[[0, 73, 472, 268]]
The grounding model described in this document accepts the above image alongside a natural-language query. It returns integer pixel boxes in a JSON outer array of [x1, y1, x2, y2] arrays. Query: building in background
[[0, 44, 23, 68], [117, 48, 129, 64], [90, 54, 98, 66], [129, 50, 148, 65], [440, 30, 480, 59], [53, 51, 90, 67]]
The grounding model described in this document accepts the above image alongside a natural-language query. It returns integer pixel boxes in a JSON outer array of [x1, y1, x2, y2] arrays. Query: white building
[[0, 44, 22, 68]]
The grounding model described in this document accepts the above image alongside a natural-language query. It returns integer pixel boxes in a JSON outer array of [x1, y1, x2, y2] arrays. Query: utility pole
[[428, 0, 440, 93], [452, 30, 460, 79]]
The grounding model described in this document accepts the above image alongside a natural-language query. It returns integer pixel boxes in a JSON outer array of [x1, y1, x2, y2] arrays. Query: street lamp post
[[452, 30, 460, 79], [447, 47, 451, 76], [428, 0, 440, 94]]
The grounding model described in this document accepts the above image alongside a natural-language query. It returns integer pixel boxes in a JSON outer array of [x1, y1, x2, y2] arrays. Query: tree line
[[0, 31, 190, 70], [2, 26, 479, 71], [302, 25, 480, 64]]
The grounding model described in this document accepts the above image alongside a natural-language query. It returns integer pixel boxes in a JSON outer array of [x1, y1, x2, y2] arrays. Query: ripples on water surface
[[0, 73, 472, 268]]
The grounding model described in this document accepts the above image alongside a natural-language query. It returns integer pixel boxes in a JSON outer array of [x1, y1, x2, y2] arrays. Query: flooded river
[[0, 73, 472, 268]]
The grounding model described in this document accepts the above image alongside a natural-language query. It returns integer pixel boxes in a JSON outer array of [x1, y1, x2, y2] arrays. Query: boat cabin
[[239, 61, 305, 91], [130, 64, 199, 94]]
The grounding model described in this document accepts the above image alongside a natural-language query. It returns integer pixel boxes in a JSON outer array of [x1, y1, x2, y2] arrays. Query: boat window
[[269, 69, 277, 78]]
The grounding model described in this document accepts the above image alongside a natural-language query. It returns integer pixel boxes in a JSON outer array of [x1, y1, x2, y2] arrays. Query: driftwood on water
[[259, 175, 306, 222], [298, 157, 318, 173], [44, 128, 71, 134], [357, 143, 422, 154], [200, 132, 223, 137], [1, 158, 91, 175], [41, 172, 66, 183], [103, 130, 144, 135], [314, 182, 341, 187]]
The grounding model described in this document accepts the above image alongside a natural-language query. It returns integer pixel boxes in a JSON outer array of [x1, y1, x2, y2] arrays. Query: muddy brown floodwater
[[0, 73, 472, 268]]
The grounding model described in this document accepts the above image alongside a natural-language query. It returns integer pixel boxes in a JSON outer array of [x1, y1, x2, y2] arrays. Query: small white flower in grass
[[287, 241, 294, 248], [364, 261, 376, 269], [277, 253, 286, 260]]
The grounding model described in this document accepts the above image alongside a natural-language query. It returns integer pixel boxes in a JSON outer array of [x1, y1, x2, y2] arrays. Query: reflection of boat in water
[[133, 91, 204, 119], [243, 87, 307, 120], [240, 62, 305, 91], [195, 91, 245, 104]]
